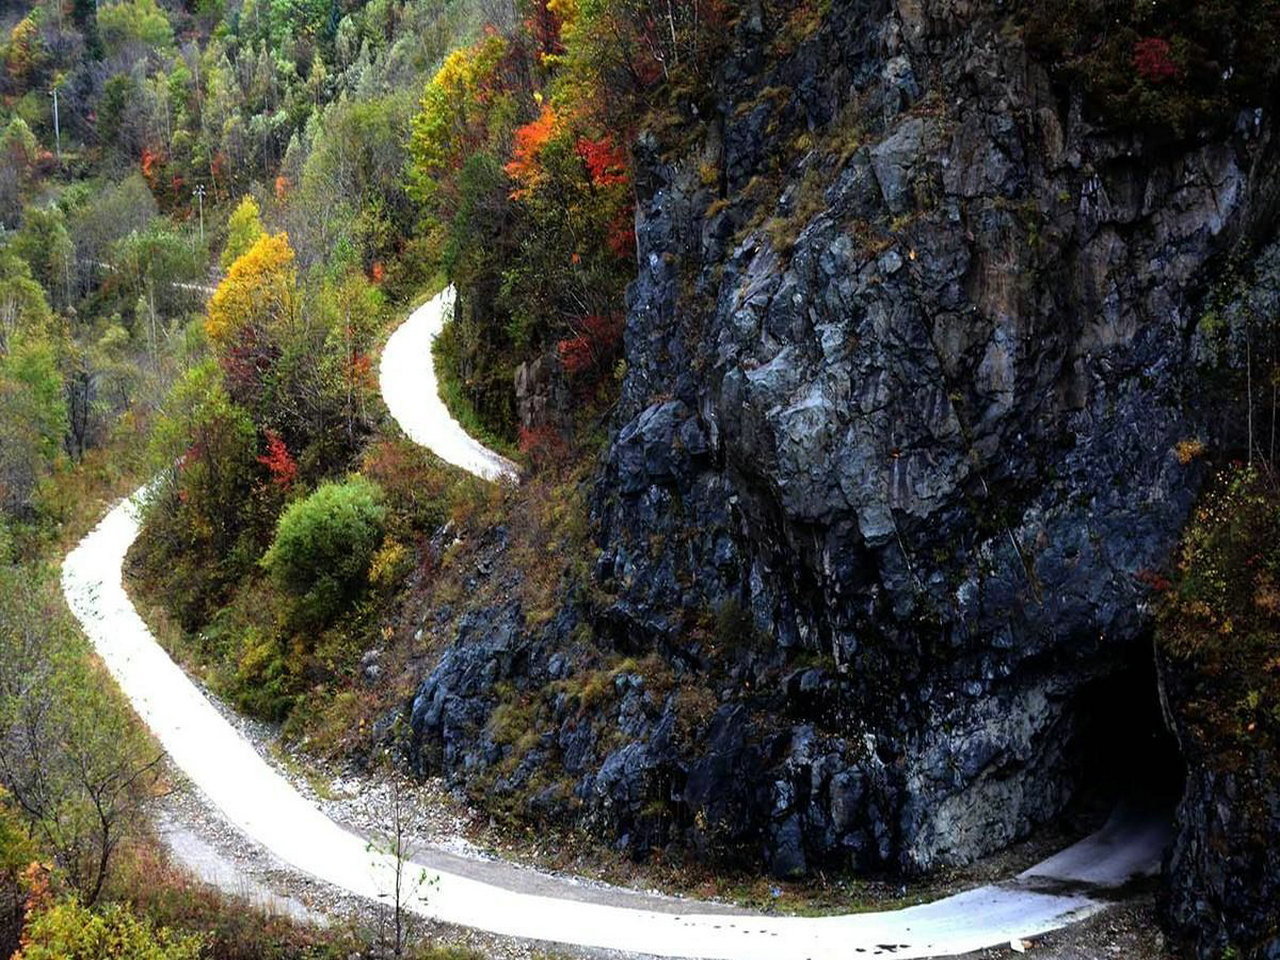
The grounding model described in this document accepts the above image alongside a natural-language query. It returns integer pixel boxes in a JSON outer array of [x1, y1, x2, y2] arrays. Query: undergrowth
[[1157, 463, 1280, 758]]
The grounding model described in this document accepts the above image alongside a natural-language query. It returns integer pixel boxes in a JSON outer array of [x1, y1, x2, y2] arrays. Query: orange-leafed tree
[[505, 103, 558, 194]]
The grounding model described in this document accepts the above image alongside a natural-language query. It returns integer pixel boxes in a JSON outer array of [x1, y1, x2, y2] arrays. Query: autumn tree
[[315, 270, 384, 445], [498, 93, 633, 366], [4, 18, 45, 88], [551, 0, 728, 127], [408, 31, 522, 212], [405, 0, 642, 447], [222, 195, 265, 270], [206, 232, 296, 346]]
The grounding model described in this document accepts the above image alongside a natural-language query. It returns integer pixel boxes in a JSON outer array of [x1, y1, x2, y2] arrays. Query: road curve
[[59, 290, 1169, 958], [380, 286, 519, 483]]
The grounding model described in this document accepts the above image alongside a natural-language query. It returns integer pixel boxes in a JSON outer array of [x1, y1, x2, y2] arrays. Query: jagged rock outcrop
[[513, 352, 568, 432], [593, 0, 1279, 875], [1164, 736, 1280, 959], [410, 0, 1280, 926]]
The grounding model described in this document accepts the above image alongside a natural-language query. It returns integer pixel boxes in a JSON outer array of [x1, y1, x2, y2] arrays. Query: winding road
[[380, 287, 519, 483], [61, 287, 1168, 958]]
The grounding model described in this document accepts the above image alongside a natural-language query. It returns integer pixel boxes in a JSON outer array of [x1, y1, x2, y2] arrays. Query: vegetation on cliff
[[1159, 464, 1280, 754]]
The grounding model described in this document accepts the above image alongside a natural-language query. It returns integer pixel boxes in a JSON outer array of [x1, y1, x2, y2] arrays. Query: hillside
[[0, 0, 1278, 958]]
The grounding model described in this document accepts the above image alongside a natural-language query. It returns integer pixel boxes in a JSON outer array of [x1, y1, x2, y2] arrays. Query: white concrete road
[[379, 286, 520, 483], [59, 292, 1170, 958]]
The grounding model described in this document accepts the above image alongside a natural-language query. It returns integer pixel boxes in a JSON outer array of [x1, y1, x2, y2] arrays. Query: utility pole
[[49, 87, 61, 163], [195, 184, 206, 243]]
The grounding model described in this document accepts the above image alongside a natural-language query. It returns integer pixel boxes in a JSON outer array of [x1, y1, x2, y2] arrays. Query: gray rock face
[[513, 352, 568, 431], [591, 0, 1279, 875], [1165, 756, 1280, 960], [408, 0, 1280, 927]]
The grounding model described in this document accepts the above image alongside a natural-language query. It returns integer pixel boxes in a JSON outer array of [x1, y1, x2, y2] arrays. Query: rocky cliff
[[594, 0, 1278, 870], [410, 0, 1279, 945]]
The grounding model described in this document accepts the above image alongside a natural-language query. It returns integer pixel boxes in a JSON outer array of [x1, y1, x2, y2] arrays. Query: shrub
[[260, 477, 387, 624], [360, 438, 454, 535], [15, 898, 202, 960], [1158, 464, 1280, 749]]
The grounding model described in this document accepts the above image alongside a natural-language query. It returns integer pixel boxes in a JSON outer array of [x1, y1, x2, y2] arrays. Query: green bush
[[260, 477, 387, 624], [16, 899, 202, 960]]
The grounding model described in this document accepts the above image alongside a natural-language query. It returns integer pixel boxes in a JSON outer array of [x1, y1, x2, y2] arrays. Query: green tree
[[0, 249, 52, 353], [11, 208, 75, 312], [113, 224, 202, 366], [97, 0, 173, 57], [316, 270, 384, 445], [0, 336, 66, 516], [260, 476, 386, 625], [0, 117, 38, 169], [148, 360, 258, 559], [67, 174, 157, 290]]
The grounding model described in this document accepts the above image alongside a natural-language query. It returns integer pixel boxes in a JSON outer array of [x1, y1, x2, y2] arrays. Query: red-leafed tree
[[219, 321, 280, 412], [1133, 37, 1178, 83], [576, 135, 629, 188], [558, 314, 624, 379], [257, 430, 298, 490]]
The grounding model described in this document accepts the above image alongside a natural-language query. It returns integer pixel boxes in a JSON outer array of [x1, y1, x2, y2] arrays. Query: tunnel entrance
[[1068, 640, 1185, 820]]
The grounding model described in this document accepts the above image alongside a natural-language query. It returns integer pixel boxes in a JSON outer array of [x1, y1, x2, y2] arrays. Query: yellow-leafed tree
[[205, 232, 296, 346], [221, 195, 265, 270]]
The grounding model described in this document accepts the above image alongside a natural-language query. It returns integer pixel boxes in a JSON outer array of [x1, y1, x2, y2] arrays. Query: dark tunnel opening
[[1069, 639, 1186, 827]]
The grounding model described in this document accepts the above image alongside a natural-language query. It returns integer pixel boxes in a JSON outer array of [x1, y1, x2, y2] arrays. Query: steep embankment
[[59, 288, 1173, 958]]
